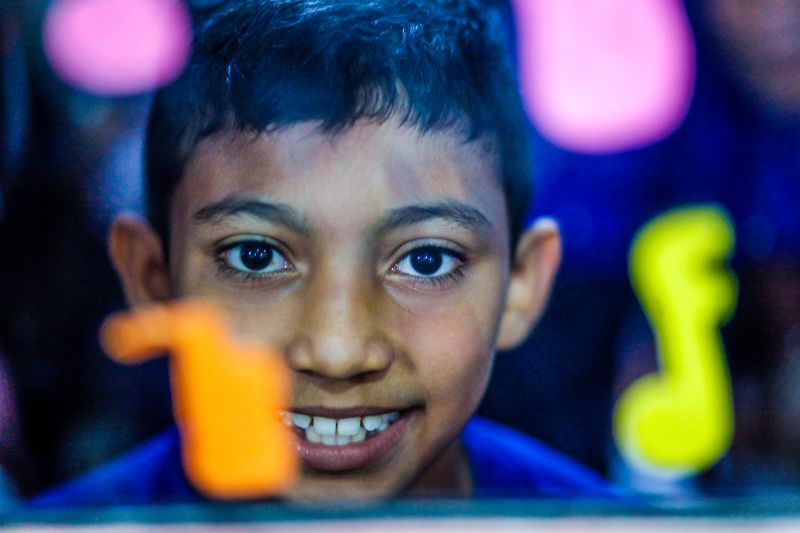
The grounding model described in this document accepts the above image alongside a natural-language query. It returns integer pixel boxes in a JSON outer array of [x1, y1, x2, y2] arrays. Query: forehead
[[174, 120, 508, 236]]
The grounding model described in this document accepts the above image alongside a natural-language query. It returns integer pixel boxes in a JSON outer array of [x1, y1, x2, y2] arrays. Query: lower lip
[[293, 411, 415, 472]]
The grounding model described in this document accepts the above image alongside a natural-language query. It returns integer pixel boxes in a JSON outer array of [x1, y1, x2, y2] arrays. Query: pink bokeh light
[[44, 0, 191, 96], [513, 0, 696, 154]]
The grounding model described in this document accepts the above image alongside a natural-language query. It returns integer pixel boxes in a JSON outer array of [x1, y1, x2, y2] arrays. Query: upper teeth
[[280, 411, 401, 446]]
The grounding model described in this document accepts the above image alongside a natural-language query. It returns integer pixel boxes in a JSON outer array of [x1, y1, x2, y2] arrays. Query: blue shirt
[[30, 417, 620, 507]]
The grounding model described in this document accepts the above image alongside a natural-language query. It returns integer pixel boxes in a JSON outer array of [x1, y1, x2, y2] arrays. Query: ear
[[108, 214, 173, 306], [496, 217, 562, 350]]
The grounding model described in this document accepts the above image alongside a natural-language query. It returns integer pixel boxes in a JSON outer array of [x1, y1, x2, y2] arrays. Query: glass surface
[[2, 0, 800, 521]]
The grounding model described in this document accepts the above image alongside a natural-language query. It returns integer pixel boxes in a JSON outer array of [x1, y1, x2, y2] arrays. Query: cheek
[[420, 320, 493, 406], [391, 284, 503, 417], [171, 252, 305, 349], [202, 291, 305, 350]]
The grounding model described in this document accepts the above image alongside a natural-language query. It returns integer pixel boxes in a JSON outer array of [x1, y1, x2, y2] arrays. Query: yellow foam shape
[[100, 301, 297, 499], [614, 205, 737, 477]]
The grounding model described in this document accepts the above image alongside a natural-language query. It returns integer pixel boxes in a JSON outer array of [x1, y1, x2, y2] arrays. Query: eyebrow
[[372, 201, 493, 236], [193, 196, 312, 235], [194, 197, 492, 237]]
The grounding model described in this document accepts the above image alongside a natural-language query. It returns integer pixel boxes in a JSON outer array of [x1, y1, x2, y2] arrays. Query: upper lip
[[288, 406, 413, 418]]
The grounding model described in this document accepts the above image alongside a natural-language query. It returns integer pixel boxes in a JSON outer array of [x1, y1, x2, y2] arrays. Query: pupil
[[410, 248, 442, 275], [240, 243, 273, 271]]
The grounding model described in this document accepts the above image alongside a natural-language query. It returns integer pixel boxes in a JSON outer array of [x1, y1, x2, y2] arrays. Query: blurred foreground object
[[43, 0, 191, 96], [615, 206, 737, 478], [513, 0, 695, 153], [100, 301, 297, 499]]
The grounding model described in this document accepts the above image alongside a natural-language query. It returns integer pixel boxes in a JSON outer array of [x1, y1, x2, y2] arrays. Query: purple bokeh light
[[513, 0, 696, 154], [44, 0, 191, 96]]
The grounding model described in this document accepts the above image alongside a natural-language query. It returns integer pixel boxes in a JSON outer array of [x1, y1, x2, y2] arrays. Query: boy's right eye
[[217, 240, 292, 276]]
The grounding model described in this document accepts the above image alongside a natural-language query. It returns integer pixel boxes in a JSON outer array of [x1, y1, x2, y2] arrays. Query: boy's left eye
[[218, 240, 291, 275], [393, 246, 461, 278]]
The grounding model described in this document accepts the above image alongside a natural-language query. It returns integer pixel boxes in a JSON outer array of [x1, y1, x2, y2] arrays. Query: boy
[[34, 0, 617, 504]]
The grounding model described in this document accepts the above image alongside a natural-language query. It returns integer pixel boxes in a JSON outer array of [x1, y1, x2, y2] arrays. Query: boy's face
[[112, 119, 560, 500]]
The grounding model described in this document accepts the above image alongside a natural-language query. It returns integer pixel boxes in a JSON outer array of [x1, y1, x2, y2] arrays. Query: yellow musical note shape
[[614, 205, 737, 478], [100, 301, 297, 499]]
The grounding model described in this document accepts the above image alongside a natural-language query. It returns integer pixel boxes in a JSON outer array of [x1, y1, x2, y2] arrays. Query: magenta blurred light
[[44, 0, 191, 96], [513, 0, 696, 154]]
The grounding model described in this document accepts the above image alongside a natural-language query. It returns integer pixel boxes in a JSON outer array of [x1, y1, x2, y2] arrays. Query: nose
[[285, 269, 395, 380]]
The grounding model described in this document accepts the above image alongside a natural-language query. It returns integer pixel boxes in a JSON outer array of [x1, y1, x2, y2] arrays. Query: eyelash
[[389, 245, 469, 290], [214, 239, 294, 284], [403, 266, 467, 290], [212, 240, 469, 290]]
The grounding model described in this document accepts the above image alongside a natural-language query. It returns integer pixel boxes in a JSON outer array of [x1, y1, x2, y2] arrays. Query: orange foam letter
[[100, 301, 297, 499]]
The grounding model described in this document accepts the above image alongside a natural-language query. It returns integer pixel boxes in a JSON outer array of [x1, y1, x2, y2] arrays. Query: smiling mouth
[[280, 410, 402, 446], [279, 407, 417, 472]]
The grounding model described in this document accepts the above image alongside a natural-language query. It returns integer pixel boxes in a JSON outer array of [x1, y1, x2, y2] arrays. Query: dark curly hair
[[146, 0, 532, 249]]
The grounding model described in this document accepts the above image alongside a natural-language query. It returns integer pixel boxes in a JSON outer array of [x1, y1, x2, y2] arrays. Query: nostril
[[294, 351, 393, 381], [363, 338, 396, 371], [351, 367, 390, 383], [285, 329, 395, 379], [284, 337, 315, 372]]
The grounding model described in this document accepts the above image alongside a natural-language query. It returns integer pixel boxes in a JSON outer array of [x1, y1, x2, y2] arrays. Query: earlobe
[[496, 218, 562, 350], [108, 214, 173, 306]]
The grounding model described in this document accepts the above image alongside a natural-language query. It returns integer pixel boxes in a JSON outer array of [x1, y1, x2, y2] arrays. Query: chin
[[280, 472, 404, 502]]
